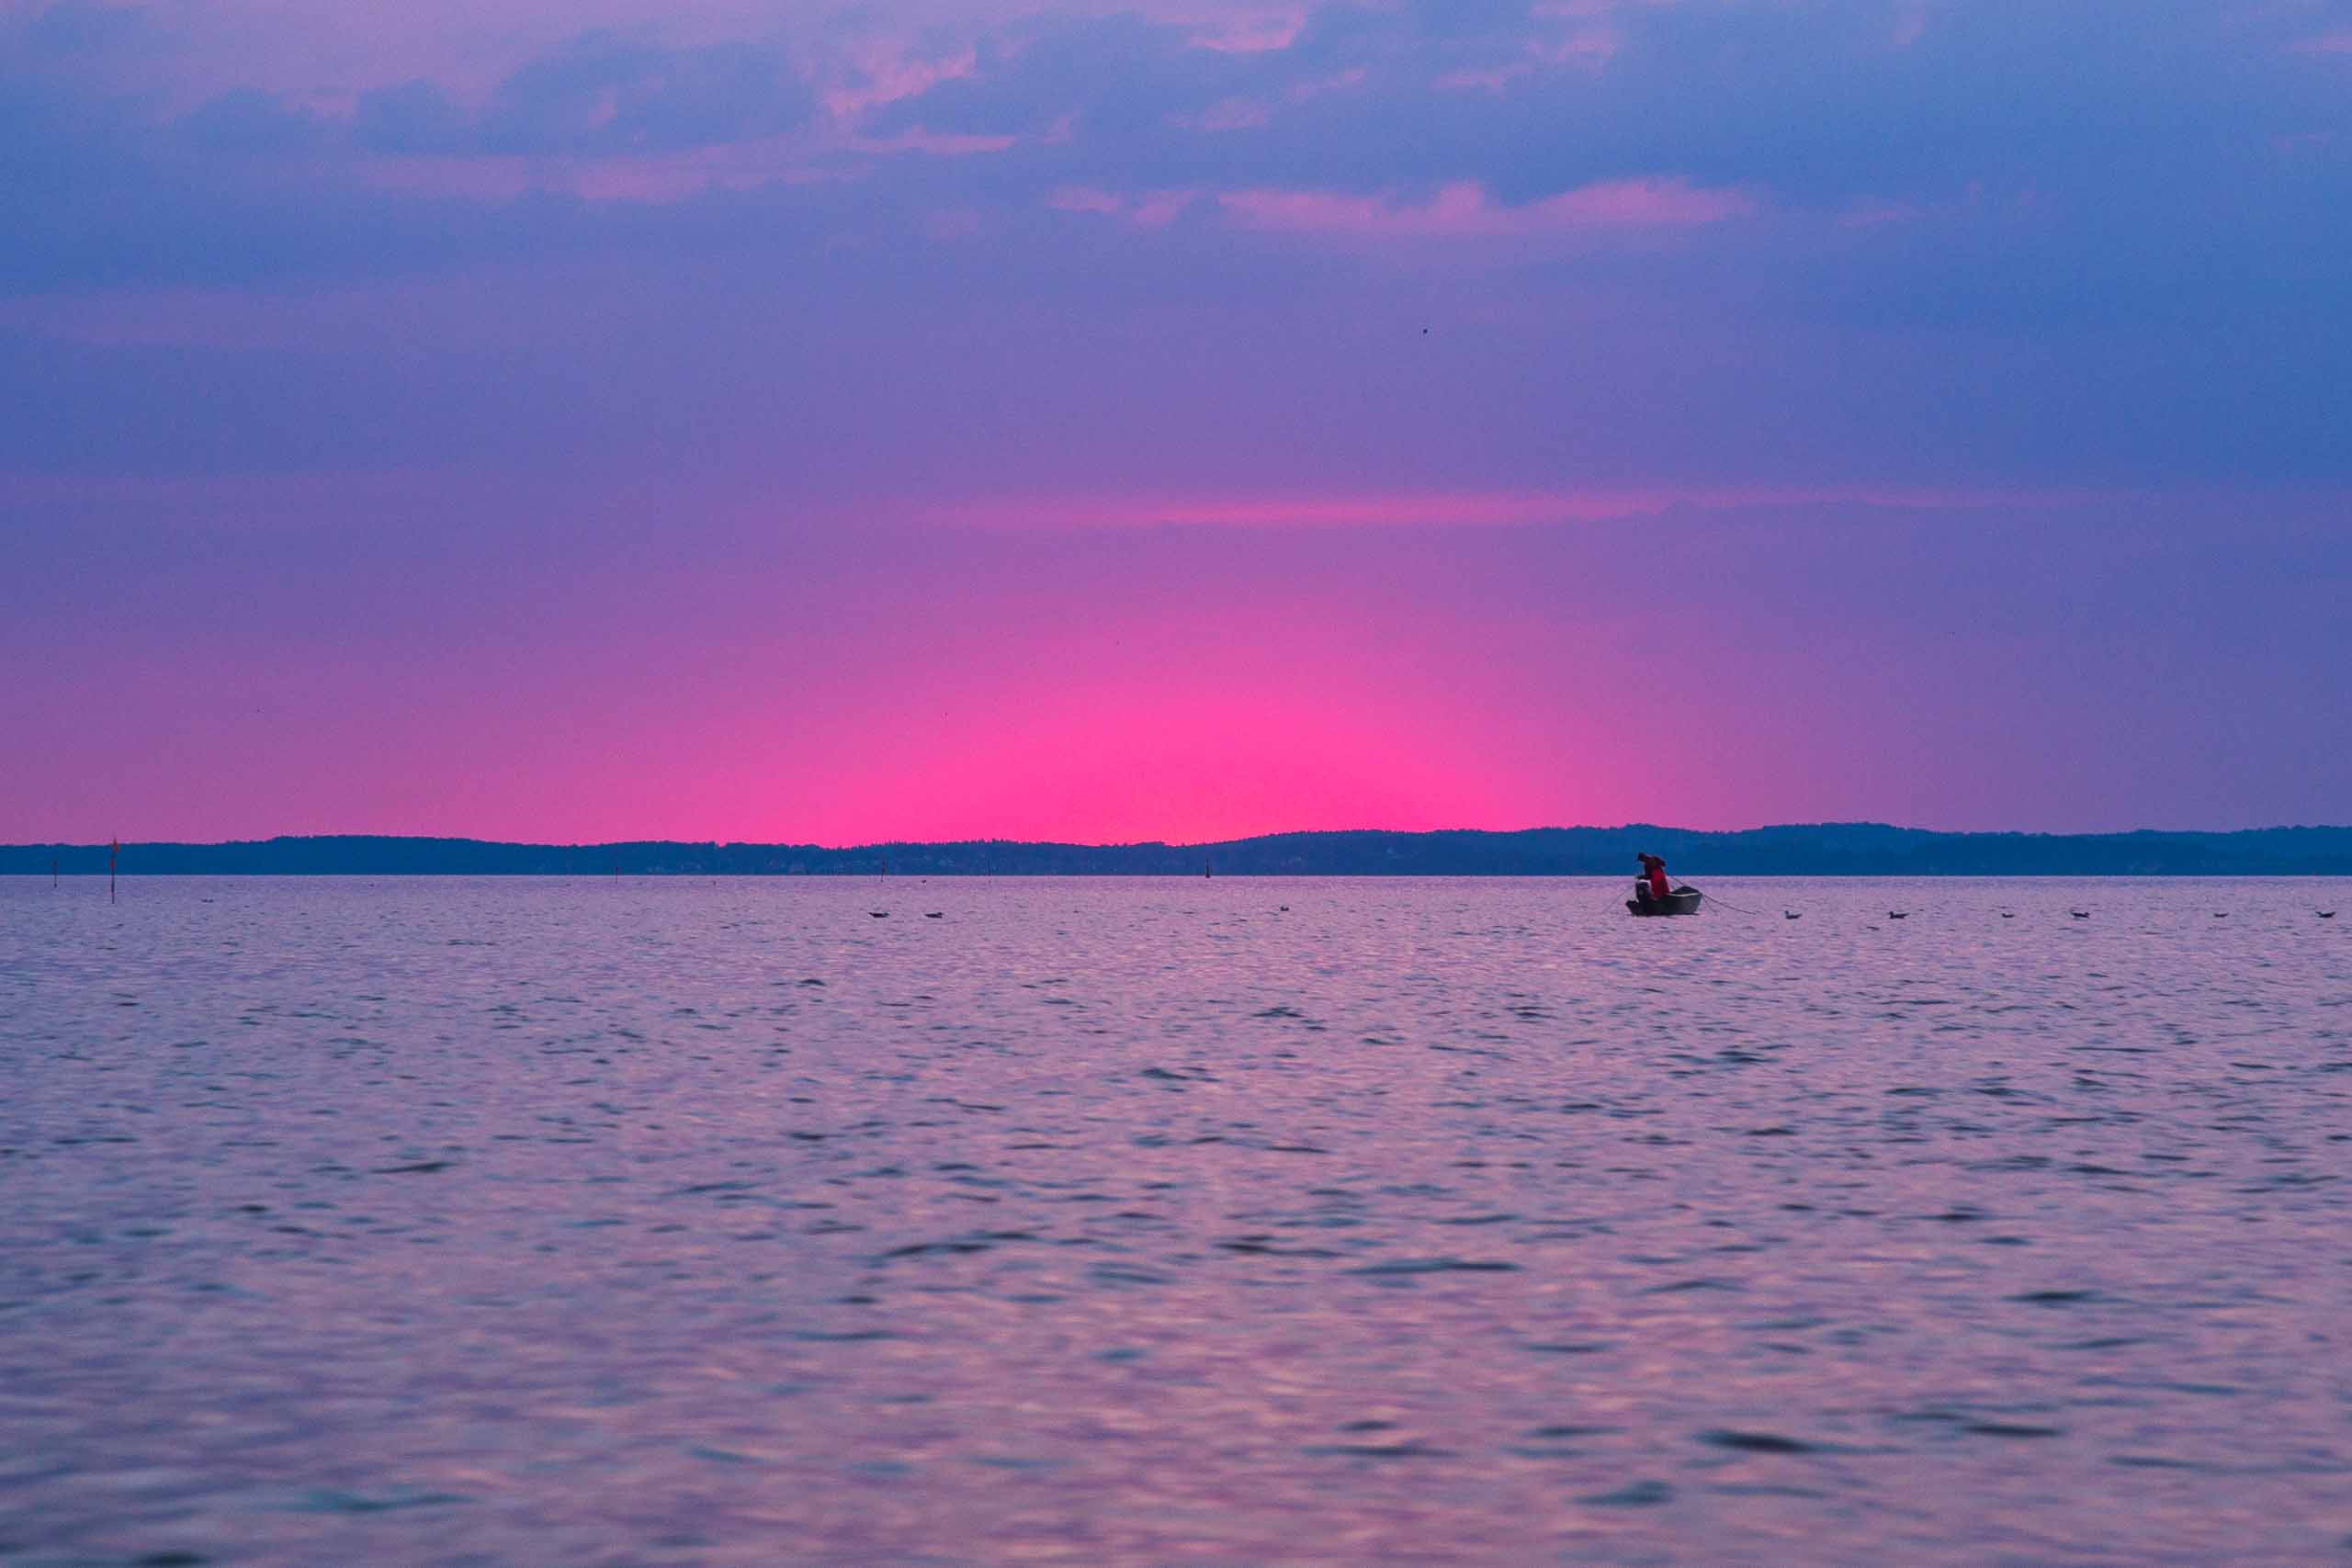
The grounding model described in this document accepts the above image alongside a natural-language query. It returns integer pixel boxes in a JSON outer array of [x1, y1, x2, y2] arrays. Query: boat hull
[[1627, 888, 1704, 918]]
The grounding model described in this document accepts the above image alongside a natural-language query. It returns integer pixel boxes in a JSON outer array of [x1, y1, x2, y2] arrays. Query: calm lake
[[4, 876, 2347, 1566]]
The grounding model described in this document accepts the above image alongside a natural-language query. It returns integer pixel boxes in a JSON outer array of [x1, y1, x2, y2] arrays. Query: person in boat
[[1635, 852, 1672, 906]]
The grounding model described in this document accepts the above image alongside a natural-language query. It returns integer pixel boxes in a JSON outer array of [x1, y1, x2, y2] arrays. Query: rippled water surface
[[5, 876, 2349, 1566]]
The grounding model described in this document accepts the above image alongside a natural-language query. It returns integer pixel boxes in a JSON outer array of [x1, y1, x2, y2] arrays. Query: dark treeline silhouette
[[7, 825, 2352, 875]]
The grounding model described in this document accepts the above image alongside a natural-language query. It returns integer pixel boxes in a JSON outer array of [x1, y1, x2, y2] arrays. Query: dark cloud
[[852, 0, 2346, 202], [357, 31, 820, 158], [865, 13, 1229, 140], [1396, 0, 1532, 43], [179, 87, 327, 154], [475, 30, 815, 154], [0, 0, 2346, 492], [17, 0, 157, 62], [352, 80, 472, 157], [847, 0, 2352, 349]]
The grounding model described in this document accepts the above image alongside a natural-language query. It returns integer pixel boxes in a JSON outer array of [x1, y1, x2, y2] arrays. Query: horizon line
[[11, 821, 2352, 854]]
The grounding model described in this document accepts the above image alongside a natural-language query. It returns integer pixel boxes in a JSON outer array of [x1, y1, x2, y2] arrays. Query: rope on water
[[1688, 885, 1765, 916]]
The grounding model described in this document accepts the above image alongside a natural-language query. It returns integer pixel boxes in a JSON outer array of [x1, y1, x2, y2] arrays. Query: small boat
[[2072, 910, 2091, 919], [2001, 911, 2016, 919], [1784, 911, 1801, 920], [2321, 911, 2337, 919], [1888, 911, 1909, 920], [1627, 886, 1703, 918]]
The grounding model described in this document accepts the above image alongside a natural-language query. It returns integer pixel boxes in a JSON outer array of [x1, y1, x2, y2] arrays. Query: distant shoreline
[[6, 826, 2351, 876]]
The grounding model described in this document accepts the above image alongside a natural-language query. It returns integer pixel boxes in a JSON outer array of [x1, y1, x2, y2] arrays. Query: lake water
[[4, 876, 2348, 1566]]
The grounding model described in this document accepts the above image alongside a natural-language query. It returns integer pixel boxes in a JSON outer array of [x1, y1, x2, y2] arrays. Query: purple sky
[[3, 0, 2348, 843]]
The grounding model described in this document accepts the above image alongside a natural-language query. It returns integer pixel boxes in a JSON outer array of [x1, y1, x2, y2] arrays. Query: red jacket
[[1647, 865, 1671, 898]]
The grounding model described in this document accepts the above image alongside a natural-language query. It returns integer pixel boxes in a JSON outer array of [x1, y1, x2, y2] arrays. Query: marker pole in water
[[109, 838, 119, 904]]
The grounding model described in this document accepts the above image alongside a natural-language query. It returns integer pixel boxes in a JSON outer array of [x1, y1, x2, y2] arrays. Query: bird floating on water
[[924, 911, 944, 919], [868, 910, 888, 919], [1784, 911, 1801, 919], [2321, 910, 2338, 919], [2001, 911, 2017, 919], [1887, 911, 1909, 920], [2072, 910, 2091, 919]]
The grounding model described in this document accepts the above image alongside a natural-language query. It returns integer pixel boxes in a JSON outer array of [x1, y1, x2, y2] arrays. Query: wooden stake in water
[[109, 838, 119, 904]]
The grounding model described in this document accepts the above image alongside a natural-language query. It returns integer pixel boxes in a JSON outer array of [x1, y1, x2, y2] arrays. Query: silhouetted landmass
[[7, 825, 2352, 875]]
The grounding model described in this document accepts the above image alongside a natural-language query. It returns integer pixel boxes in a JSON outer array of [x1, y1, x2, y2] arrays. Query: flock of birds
[[867, 905, 2337, 922], [1783, 908, 2339, 921]]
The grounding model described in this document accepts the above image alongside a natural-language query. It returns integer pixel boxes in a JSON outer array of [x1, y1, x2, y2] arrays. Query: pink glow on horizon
[[8, 572, 1583, 847], [11, 482, 2346, 845], [6, 0, 2347, 850], [840, 682, 1510, 846]]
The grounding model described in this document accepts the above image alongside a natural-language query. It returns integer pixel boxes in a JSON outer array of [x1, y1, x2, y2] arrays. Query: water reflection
[[2, 876, 2347, 1564]]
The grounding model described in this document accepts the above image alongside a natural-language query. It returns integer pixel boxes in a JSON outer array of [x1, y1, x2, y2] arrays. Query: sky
[[3, 0, 2349, 845]]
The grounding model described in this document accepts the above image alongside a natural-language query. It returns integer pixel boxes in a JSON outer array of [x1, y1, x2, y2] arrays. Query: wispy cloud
[[820, 40, 978, 122], [1182, 6, 1307, 55], [1218, 178, 1758, 238], [1048, 184, 1199, 225], [935, 484, 2098, 531]]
